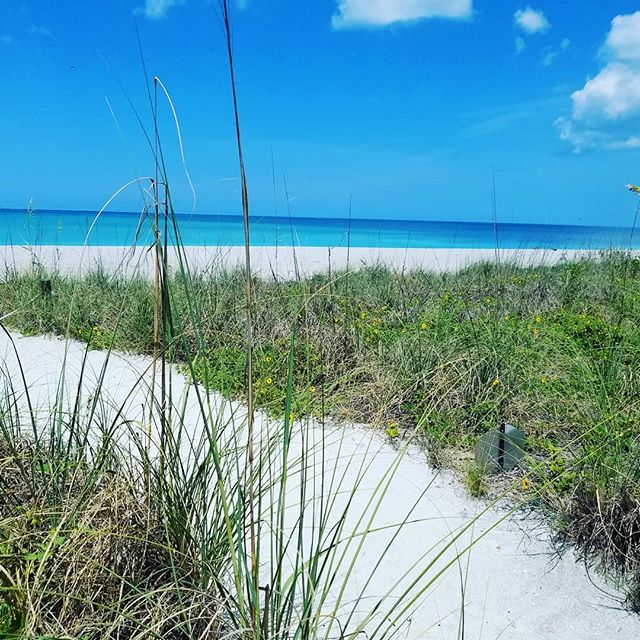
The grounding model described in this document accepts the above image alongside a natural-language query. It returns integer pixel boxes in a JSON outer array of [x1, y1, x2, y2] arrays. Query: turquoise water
[[1, 208, 638, 250]]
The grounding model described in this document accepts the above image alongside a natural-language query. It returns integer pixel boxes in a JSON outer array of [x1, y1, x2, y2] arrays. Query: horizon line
[[0, 207, 634, 233]]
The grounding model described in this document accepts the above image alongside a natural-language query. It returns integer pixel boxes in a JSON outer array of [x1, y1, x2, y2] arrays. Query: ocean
[[1, 208, 638, 250]]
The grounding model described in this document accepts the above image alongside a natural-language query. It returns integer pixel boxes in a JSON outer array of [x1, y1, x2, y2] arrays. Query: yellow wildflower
[[491, 378, 501, 387], [521, 477, 530, 491], [309, 386, 317, 394], [420, 322, 428, 331], [266, 378, 273, 386]]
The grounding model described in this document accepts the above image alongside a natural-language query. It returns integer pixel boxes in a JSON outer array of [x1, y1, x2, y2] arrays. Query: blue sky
[[1, 1, 640, 225]]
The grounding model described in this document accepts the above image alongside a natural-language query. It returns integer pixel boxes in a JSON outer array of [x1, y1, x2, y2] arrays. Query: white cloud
[[541, 40, 569, 66], [604, 11, 640, 62], [572, 63, 640, 121], [332, 0, 473, 30], [139, 0, 185, 21], [557, 12, 640, 152], [512, 7, 553, 61], [555, 116, 640, 153], [514, 7, 550, 35]]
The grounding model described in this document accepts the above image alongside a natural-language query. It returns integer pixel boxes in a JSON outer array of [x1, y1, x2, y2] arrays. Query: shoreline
[[0, 244, 605, 278]]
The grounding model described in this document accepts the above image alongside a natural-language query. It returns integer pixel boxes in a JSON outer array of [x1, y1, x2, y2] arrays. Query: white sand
[[0, 244, 599, 278], [1, 330, 638, 639]]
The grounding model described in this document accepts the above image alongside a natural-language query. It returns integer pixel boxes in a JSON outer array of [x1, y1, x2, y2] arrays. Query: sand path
[[0, 330, 638, 640]]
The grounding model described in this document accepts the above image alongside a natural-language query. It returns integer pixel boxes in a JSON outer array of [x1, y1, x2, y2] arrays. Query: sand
[[1, 329, 638, 639], [0, 244, 599, 278]]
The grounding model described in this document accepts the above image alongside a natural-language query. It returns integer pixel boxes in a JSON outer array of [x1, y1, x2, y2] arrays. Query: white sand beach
[[0, 244, 600, 278], [1, 329, 638, 639]]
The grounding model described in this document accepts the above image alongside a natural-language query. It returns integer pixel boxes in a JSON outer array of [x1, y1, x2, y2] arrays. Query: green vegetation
[[464, 462, 489, 498], [0, 436, 220, 638], [2, 251, 639, 605]]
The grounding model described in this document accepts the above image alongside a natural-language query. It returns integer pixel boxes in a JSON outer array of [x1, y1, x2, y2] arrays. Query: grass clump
[[464, 463, 488, 498], [0, 413, 220, 639]]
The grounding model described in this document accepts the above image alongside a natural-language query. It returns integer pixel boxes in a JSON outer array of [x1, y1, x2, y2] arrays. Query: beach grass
[[2, 251, 639, 607]]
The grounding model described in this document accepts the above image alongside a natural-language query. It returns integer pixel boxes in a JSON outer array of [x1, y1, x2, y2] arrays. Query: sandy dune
[[0, 244, 598, 279]]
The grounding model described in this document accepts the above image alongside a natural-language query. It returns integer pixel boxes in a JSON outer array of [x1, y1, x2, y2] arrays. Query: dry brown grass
[[0, 442, 222, 639]]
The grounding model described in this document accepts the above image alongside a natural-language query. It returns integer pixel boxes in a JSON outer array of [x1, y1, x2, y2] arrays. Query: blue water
[[1, 208, 638, 250]]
